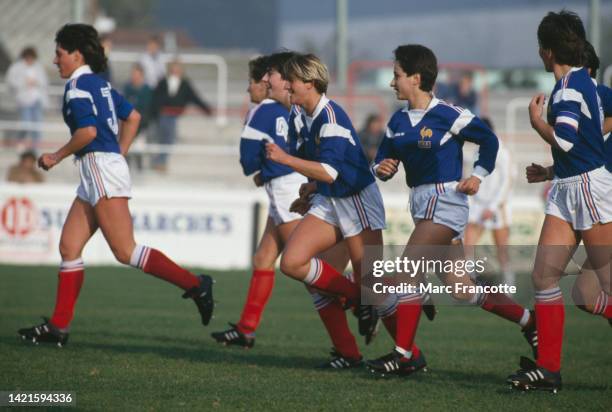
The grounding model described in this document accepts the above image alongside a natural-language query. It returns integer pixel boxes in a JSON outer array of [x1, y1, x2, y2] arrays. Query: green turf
[[0, 265, 609, 411]]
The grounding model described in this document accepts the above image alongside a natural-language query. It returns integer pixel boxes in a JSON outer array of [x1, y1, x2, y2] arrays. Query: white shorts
[[545, 166, 612, 231], [76, 152, 132, 206], [410, 182, 468, 237], [308, 183, 386, 238], [265, 172, 307, 225], [468, 201, 512, 230]]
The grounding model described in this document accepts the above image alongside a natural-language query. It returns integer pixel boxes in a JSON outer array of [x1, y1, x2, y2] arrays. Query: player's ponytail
[[55, 24, 108, 73]]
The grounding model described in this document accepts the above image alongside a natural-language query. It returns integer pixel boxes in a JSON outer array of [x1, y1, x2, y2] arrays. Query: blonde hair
[[282, 53, 329, 94]]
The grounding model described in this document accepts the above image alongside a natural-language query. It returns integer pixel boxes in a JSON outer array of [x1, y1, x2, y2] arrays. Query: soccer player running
[[367, 45, 536, 377], [18, 24, 214, 347], [526, 40, 612, 327], [506, 12, 612, 393], [464, 118, 516, 286], [265, 53, 388, 367]]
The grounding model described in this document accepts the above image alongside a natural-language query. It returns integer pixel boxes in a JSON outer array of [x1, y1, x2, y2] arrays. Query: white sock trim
[[519, 308, 530, 328], [130, 244, 151, 269], [60, 257, 84, 272], [303, 258, 322, 285], [395, 345, 412, 359]]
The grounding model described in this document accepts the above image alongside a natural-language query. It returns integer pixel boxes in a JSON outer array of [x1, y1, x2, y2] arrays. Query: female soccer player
[[265, 53, 387, 365], [368, 44, 536, 377], [18, 24, 214, 347], [526, 40, 612, 327], [507, 12, 611, 393]]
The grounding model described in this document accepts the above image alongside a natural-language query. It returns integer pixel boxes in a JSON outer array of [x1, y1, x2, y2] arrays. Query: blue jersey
[[62, 65, 133, 157], [288, 95, 374, 197], [239, 99, 294, 181], [374, 98, 499, 188], [597, 83, 612, 171], [546, 67, 605, 178]]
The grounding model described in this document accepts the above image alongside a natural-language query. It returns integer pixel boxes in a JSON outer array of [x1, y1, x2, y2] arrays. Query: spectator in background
[[7, 150, 44, 183], [5, 46, 48, 150], [98, 34, 113, 83], [124, 64, 153, 171], [140, 36, 166, 88], [151, 60, 212, 172], [452, 71, 479, 114], [358, 113, 385, 162]]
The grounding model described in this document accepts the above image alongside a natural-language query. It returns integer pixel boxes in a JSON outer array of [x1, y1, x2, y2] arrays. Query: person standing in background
[[5, 46, 48, 150], [124, 64, 153, 171], [150, 60, 212, 172], [140, 36, 166, 89]]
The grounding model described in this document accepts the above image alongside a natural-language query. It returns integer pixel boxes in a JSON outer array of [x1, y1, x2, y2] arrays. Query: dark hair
[[248, 55, 269, 82], [537, 10, 585, 66], [20, 46, 37, 60], [55, 24, 108, 73], [267, 50, 297, 73], [393, 45, 438, 92], [583, 41, 599, 79]]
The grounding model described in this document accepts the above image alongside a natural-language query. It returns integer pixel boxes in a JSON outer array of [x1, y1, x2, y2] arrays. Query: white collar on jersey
[[260, 98, 276, 105], [68, 65, 93, 82], [305, 94, 330, 121], [402, 95, 440, 126], [569, 66, 584, 73]]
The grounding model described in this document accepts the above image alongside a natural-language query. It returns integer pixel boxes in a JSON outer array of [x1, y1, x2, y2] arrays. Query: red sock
[[237, 269, 275, 334], [50, 260, 85, 329], [131, 245, 199, 291], [480, 293, 529, 325], [410, 343, 421, 359], [317, 299, 361, 359], [305, 258, 359, 301], [395, 294, 422, 357], [535, 288, 564, 372]]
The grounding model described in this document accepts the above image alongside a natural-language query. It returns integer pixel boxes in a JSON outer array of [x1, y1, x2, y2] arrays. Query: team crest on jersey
[[418, 126, 432, 149]]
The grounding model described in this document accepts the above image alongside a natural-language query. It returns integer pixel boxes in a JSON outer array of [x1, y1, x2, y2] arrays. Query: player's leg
[[492, 226, 514, 285], [464, 223, 484, 250], [94, 196, 214, 325], [571, 260, 604, 313], [19, 197, 97, 345], [580, 223, 612, 322], [279, 215, 358, 298], [507, 215, 578, 391]]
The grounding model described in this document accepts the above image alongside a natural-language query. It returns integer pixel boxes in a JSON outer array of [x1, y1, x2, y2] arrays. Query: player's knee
[[252, 251, 275, 270], [58, 241, 80, 261], [450, 290, 473, 302], [111, 247, 132, 265], [279, 253, 302, 278]]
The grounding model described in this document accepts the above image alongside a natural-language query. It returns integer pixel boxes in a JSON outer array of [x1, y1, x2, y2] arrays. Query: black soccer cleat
[[183, 274, 215, 326], [422, 293, 437, 321], [18, 317, 69, 347], [317, 348, 363, 370], [522, 310, 538, 359], [358, 304, 379, 344], [366, 349, 427, 378], [211, 323, 255, 348], [506, 358, 562, 394]]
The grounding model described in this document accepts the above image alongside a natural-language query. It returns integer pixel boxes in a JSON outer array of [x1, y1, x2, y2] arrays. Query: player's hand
[[456, 175, 481, 195], [265, 143, 290, 164], [298, 181, 317, 198], [375, 159, 399, 178], [253, 172, 264, 187], [526, 163, 551, 183], [290, 197, 311, 215], [528, 94, 546, 126], [38, 152, 60, 171], [481, 209, 494, 221]]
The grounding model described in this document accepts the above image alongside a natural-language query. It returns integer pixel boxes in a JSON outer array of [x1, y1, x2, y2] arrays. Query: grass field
[[0, 265, 609, 411]]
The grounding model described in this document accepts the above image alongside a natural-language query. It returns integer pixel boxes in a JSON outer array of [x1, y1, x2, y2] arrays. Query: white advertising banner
[[0, 184, 262, 269]]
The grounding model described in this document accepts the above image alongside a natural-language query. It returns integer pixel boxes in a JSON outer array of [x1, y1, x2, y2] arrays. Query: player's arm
[[526, 163, 554, 183], [239, 113, 271, 176], [39, 126, 97, 170], [455, 113, 499, 195], [372, 126, 399, 181], [266, 143, 335, 183], [112, 89, 140, 155], [118, 109, 141, 155]]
